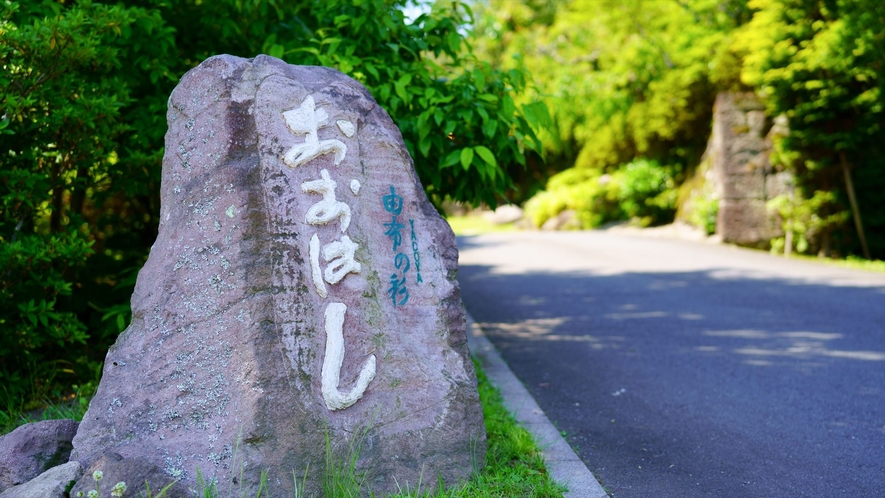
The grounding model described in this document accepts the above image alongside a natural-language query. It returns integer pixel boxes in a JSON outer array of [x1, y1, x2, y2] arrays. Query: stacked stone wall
[[680, 92, 793, 247]]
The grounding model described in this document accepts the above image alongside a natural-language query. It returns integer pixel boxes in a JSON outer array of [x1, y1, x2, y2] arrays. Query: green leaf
[[394, 88, 407, 106], [418, 136, 431, 157], [417, 113, 431, 140], [269, 44, 285, 59], [482, 119, 498, 138], [441, 150, 461, 169], [446, 32, 461, 53], [475, 145, 497, 168], [460, 147, 474, 170], [522, 101, 551, 131], [364, 64, 379, 80], [379, 83, 391, 102], [473, 68, 486, 90], [394, 76, 410, 103], [502, 95, 515, 116]]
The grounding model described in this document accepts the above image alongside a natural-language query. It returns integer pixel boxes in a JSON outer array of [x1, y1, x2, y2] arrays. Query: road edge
[[465, 312, 609, 498]]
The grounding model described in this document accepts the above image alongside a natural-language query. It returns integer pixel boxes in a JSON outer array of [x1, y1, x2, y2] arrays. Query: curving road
[[457, 231, 885, 498]]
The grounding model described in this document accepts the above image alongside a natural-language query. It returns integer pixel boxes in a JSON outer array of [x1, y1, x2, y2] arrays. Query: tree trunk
[[839, 151, 870, 260]]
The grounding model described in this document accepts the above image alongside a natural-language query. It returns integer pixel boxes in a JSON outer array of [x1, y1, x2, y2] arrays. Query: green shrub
[[767, 191, 849, 256], [0, 1, 162, 411], [614, 159, 677, 226], [523, 169, 591, 227], [523, 168, 617, 228], [737, 0, 885, 259], [688, 196, 719, 236], [523, 159, 677, 229]]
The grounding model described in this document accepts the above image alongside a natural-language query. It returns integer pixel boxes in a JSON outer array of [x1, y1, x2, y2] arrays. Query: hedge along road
[[456, 231, 885, 498]]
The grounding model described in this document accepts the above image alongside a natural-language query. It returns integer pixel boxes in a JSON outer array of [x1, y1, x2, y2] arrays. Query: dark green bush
[[0, 1, 165, 411], [0, 0, 547, 416]]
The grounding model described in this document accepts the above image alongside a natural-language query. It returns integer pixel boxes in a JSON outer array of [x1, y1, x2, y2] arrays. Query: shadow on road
[[460, 263, 885, 370], [458, 260, 885, 497]]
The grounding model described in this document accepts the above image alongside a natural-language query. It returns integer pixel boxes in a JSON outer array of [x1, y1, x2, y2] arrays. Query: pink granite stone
[[70, 55, 485, 496], [0, 419, 78, 492]]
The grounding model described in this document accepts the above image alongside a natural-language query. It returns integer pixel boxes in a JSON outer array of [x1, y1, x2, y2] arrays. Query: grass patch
[[2, 359, 566, 497], [780, 253, 885, 273], [399, 357, 565, 497], [1, 382, 93, 435], [445, 215, 518, 236]]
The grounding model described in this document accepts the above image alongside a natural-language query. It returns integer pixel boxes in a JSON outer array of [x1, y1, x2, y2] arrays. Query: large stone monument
[[70, 55, 485, 496]]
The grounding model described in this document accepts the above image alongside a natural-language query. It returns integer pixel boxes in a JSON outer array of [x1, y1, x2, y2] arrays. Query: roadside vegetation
[[474, 0, 885, 261], [445, 215, 519, 236], [0, 2, 565, 494], [4, 359, 566, 498], [781, 254, 885, 274]]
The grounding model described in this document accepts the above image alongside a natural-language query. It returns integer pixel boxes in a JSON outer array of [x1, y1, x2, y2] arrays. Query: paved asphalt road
[[456, 231, 885, 498]]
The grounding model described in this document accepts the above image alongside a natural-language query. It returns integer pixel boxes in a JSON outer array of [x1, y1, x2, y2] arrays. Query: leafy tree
[[474, 0, 750, 174], [736, 0, 885, 258], [0, 0, 546, 414], [0, 0, 173, 411], [474, 0, 749, 229], [477, 0, 884, 258], [134, 0, 546, 207]]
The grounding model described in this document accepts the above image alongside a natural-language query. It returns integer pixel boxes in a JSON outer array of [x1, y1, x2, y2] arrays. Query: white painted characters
[[307, 233, 361, 299], [282, 95, 350, 169], [321, 235, 361, 285], [321, 303, 376, 411], [301, 169, 352, 232], [283, 95, 374, 411]]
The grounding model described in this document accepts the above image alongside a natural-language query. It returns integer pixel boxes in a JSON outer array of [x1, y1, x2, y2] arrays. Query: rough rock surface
[[0, 461, 82, 498], [709, 92, 791, 246], [541, 209, 579, 231], [0, 419, 78, 492], [70, 55, 485, 496], [482, 205, 523, 225], [70, 452, 188, 498]]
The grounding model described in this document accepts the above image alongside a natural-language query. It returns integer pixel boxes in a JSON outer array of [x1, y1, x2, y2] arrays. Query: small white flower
[[111, 481, 127, 497], [87, 490, 99, 498], [92, 470, 103, 482]]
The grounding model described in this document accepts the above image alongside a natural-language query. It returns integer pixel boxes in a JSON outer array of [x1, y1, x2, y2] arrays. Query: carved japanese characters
[[282, 95, 347, 168], [285, 95, 373, 411], [69, 55, 485, 496]]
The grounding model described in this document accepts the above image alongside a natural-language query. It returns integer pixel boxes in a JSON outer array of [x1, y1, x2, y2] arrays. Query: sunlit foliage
[[476, 0, 884, 257], [736, 0, 885, 257]]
